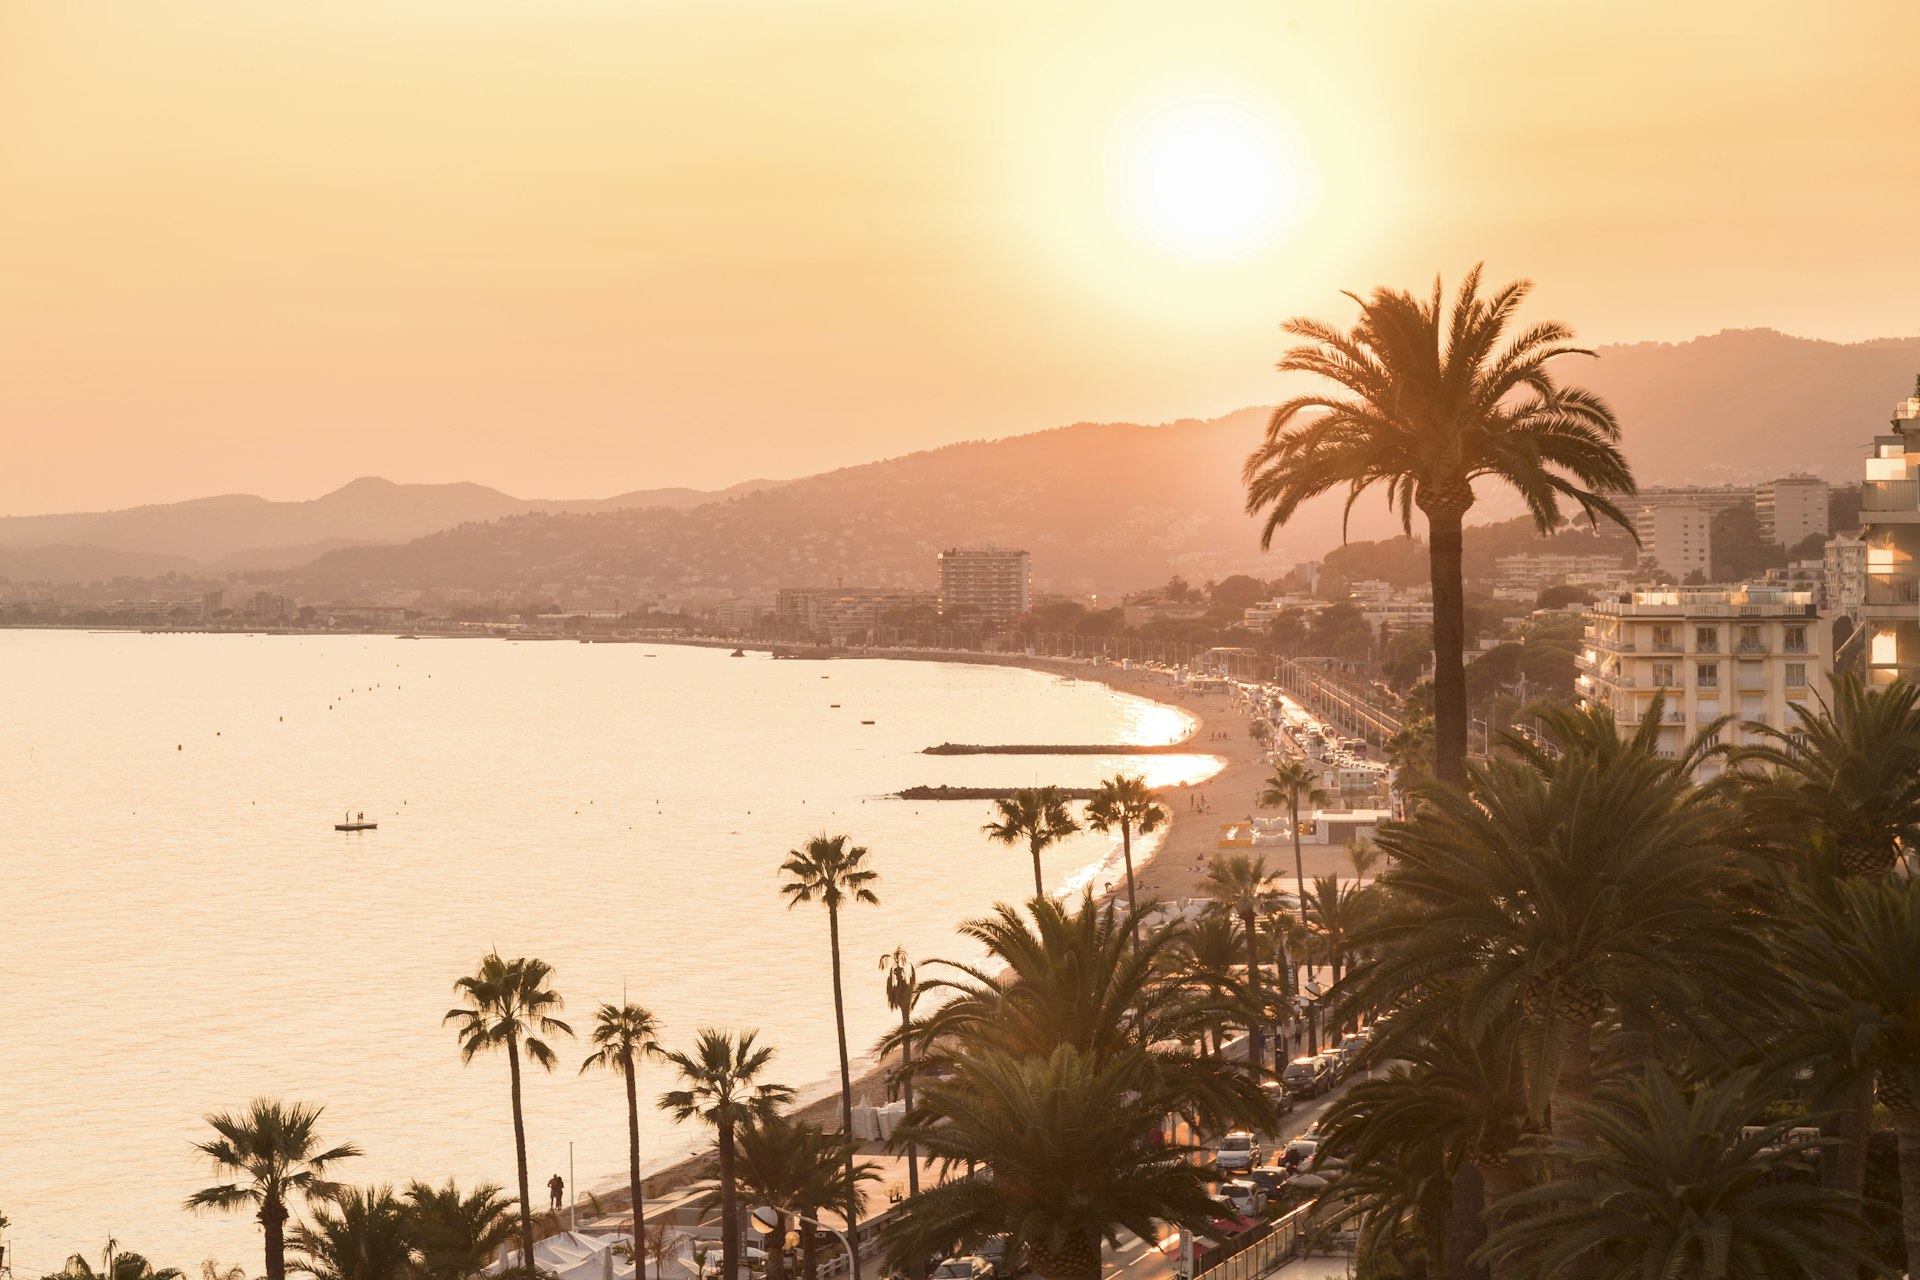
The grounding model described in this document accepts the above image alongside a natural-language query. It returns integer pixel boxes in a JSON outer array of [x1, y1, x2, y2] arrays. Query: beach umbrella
[[1288, 1173, 1330, 1190]]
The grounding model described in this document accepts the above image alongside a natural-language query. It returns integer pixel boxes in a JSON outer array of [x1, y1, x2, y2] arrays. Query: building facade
[[936, 547, 1031, 620], [1636, 505, 1714, 581], [1856, 394, 1920, 686], [1578, 586, 1828, 767], [1757, 475, 1830, 548]]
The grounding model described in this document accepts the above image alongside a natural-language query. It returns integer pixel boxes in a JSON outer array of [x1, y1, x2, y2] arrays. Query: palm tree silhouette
[[658, 1029, 796, 1280], [445, 953, 574, 1270], [983, 786, 1081, 901], [1243, 267, 1635, 784], [1084, 776, 1166, 938], [581, 1002, 666, 1279], [879, 946, 923, 1196], [184, 1099, 361, 1280], [1258, 761, 1326, 923]]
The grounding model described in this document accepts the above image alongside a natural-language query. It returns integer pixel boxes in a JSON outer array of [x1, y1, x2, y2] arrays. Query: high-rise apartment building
[[1757, 475, 1830, 548], [1578, 586, 1828, 772], [937, 547, 1031, 620], [1855, 394, 1920, 686], [1635, 505, 1714, 581]]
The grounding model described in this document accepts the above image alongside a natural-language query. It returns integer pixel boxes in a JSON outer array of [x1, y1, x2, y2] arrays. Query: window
[[1738, 624, 1764, 652], [1697, 663, 1719, 688], [1652, 662, 1676, 687], [1784, 624, 1808, 654], [1786, 663, 1808, 688], [1695, 626, 1719, 653], [1652, 625, 1678, 651]]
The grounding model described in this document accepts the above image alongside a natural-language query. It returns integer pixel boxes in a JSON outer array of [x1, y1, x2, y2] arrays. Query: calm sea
[[0, 631, 1216, 1273]]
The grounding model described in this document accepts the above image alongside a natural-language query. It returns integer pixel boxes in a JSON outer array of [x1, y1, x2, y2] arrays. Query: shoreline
[[591, 645, 1362, 1222]]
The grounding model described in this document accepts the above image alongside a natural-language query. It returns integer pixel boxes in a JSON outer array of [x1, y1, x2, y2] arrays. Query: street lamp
[[751, 1204, 856, 1280]]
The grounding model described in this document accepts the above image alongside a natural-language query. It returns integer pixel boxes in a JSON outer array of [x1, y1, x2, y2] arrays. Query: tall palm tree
[[1477, 1067, 1865, 1280], [983, 787, 1081, 901], [445, 953, 574, 1271], [698, 1114, 880, 1280], [54, 1244, 186, 1280], [185, 1099, 362, 1280], [403, 1180, 518, 1280], [1083, 775, 1166, 933], [1258, 762, 1326, 923], [882, 1045, 1224, 1280], [287, 1186, 412, 1280], [780, 833, 881, 1280], [878, 946, 922, 1196], [580, 1002, 665, 1278], [658, 1029, 796, 1280], [1243, 268, 1635, 784], [1176, 914, 1250, 1058], [1305, 874, 1372, 986], [1203, 854, 1273, 1068]]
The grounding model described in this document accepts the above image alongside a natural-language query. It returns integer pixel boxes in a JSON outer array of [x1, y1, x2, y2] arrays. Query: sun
[[1112, 98, 1310, 265]]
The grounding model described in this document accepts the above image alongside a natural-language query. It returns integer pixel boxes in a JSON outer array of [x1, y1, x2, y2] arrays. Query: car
[[930, 1259, 993, 1280], [1281, 1055, 1331, 1098], [1261, 1080, 1295, 1117], [1219, 1179, 1267, 1218], [1313, 1049, 1347, 1082], [975, 1238, 1015, 1280], [1215, 1129, 1261, 1172], [1247, 1165, 1292, 1195]]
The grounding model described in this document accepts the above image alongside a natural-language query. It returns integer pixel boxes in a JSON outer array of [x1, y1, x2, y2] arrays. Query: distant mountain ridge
[[6, 328, 1916, 590]]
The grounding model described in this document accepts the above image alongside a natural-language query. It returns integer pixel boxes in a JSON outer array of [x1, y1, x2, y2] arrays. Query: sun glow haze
[[1113, 98, 1312, 264]]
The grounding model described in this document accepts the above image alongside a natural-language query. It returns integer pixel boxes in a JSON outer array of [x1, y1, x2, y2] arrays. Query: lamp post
[[751, 1205, 855, 1280]]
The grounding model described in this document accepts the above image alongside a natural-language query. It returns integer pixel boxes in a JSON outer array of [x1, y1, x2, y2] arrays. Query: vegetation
[[580, 1002, 666, 1278], [1242, 267, 1636, 784], [982, 787, 1082, 901], [1084, 775, 1167, 934], [185, 1100, 362, 1280]]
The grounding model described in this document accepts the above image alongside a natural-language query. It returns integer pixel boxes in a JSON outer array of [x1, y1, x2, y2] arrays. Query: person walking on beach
[[548, 1172, 564, 1210]]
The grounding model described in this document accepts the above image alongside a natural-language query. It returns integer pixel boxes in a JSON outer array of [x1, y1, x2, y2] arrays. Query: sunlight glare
[[1112, 98, 1310, 264]]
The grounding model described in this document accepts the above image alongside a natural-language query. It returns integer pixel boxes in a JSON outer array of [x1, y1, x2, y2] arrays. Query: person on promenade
[[548, 1172, 564, 1210]]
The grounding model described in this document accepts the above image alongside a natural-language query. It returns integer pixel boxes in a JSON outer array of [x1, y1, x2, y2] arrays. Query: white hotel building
[[1578, 586, 1828, 764], [1855, 395, 1920, 685]]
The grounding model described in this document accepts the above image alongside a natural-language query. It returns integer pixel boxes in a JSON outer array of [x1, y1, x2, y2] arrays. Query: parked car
[[1282, 1055, 1331, 1098], [1247, 1165, 1292, 1195], [1261, 1080, 1295, 1117], [1313, 1049, 1346, 1082], [931, 1259, 993, 1280], [1215, 1129, 1261, 1173], [1219, 1179, 1267, 1218], [975, 1238, 1014, 1280]]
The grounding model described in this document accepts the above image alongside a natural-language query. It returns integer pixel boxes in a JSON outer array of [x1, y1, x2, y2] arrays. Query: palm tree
[[1258, 762, 1326, 922], [185, 1099, 362, 1280], [879, 947, 922, 1196], [404, 1180, 517, 1280], [1203, 854, 1273, 1068], [445, 953, 574, 1271], [580, 1002, 665, 1278], [882, 1044, 1223, 1280], [1477, 1066, 1865, 1280], [1305, 874, 1371, 986], [983, 787, 1081, 901], [658, 1029, 796, 1280], [287, 1186, 412, 1280], [1083, 775, 1166, 933], [1176, 914, 1250, 1058], [54, 1244, 186, 1280], [1243, 268, 1635, 785], [780, 833, 881, 1280], [1796, 875, 1920, 1273], [1349, 748, 1776, 1147], [699, 1114, 880, 1280]]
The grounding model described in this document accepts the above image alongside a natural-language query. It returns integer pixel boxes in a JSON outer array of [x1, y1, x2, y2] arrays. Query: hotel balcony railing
[[1865, 478, 1920, 512], [1736, 640, 1768, 654], [1867, 573, 1920, 606]]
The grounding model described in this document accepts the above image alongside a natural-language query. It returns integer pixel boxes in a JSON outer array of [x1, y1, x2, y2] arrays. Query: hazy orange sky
[[2, 1, 1916, 516]]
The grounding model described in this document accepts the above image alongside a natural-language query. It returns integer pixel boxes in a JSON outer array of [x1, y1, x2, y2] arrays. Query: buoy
[[177, 744, 182, 751]]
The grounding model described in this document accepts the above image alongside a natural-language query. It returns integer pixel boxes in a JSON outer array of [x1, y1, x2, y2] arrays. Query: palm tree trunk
[[1822, 1073, 1873, 1280], [1473, 1161, 1522, 1280], [899, 1007, 919, 1197], [1550, 1018, 1596, 1148], [826, 907, 862, 1280], [1898, 1109, 1920, 1280], [1029, 836, 1045, 902], [263, 1195, 288, 1280], [719, 1119, 739, 1280], [508, 1033, 535, 1271], [1240, 907, 1265, 1070], [624, 1059, 647, 1280], [1447, 1164, 1486, 1280], [1120, 821, 1139, 931], [801, 1226, 818, 1280], [1290, 800, 1307, 924], [766, 1215, 787, 1280], [1425, 508, 1469, 787]]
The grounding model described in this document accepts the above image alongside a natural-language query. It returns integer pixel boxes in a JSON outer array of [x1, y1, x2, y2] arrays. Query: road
[[1101, 1070, 1363, 1280]]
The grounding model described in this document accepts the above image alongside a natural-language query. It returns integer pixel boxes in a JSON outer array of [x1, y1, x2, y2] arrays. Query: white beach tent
[[488, 1228, 706, 1280]]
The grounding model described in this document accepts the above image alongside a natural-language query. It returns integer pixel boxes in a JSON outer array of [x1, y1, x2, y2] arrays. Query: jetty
[[895, 784, 1099, 801], [922, 741, 1194, 755]]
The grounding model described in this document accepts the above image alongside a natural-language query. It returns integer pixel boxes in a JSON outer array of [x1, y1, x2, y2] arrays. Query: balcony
[[1868, 572, 1920, 606], [1865, 478, 1920, 512]]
